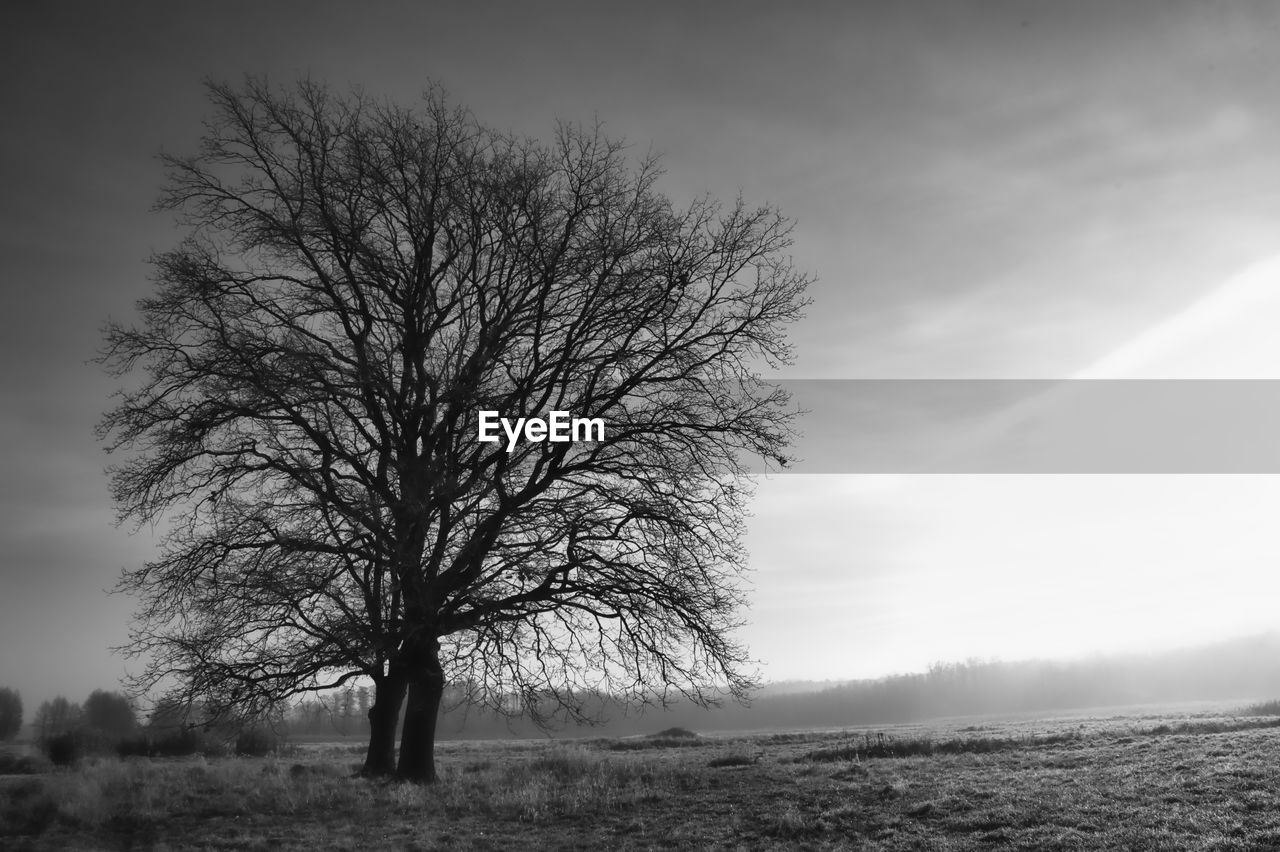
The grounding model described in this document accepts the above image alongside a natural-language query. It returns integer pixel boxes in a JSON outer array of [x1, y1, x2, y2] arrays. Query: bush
[[708, 752, 758, 768], [649, 727, 698, 739], [609, 728, 706, 751], [114, 734, 150, 757], [42, 732, 82, 766], [116, 727, 211, 757], [609, 736, 708, 751], [0, 749, 50, 774], [40, 725, 143, 762], [0, 778, 58, 835], [235, 727, 280, 757], [0, 688, 22, 741]]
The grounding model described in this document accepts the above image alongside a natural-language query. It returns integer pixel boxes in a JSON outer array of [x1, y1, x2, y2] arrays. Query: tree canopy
[[99, 77, 810, 781], [83, 690, 137, 738]]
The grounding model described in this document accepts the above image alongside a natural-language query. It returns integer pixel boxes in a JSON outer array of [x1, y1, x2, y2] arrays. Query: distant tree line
[[287, 685, 372, 737], [420, 635, 1280, 738], [171, 637, 1280, 744], [23, 690, 138, 764], [7, 636, 1273, 759]]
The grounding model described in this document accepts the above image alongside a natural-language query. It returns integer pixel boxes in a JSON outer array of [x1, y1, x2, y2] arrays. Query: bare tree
[[33, 696, 80, 742], [99, 76, 810, 781]]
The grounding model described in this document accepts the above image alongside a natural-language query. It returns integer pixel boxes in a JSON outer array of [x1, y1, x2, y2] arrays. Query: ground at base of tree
[[4, 708, 1280, 850]]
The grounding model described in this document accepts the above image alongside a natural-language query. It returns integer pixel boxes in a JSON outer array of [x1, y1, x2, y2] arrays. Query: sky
[[5, 1, 1280, 709]]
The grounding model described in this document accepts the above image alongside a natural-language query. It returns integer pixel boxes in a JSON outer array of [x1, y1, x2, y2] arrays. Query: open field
[[5, 708, 1280, 850]]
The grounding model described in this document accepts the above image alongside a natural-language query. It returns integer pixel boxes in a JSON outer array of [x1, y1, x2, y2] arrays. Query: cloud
[[1076, 253, 1280, 380]]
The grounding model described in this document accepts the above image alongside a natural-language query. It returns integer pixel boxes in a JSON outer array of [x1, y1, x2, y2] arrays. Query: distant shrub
[[0, 749, 50, 774], [0, 688, 22, 741], [708, 752, 757, 768], [235, 726, 280, 757], [40, 723, 145, 762], [0, 777, 58, 835], [116, 727, 210, 757], [42, 732, 82, 766], [609, 728, 706, 751], [609, 735, 707, 751], [114, 734, 149, 757], [1242, 699, 1280, 716], [74, 728, 133, 757], [649, 727, 698, 739]]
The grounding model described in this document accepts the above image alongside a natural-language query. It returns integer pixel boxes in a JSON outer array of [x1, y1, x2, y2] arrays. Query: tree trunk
[[396, 637, 445, 783], [361, 670, 408, 778]]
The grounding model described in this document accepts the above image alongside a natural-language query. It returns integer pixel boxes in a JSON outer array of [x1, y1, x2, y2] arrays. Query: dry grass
[[5, 708, 1280, 849], [1240, 699, 1280, 717]]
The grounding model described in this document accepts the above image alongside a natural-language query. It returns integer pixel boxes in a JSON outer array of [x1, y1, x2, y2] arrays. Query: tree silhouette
[[33, 696, 79, 742], [0, 688, 21, 741], [83, 690, 137, 738], [99, 76, 809, 781]]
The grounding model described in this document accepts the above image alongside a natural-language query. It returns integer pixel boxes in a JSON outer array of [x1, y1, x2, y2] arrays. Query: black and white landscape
[[5, 3, 1280, 849]]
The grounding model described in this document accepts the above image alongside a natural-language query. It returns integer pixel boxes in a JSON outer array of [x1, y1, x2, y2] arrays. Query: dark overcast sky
[[7, 1, 1280, 708]]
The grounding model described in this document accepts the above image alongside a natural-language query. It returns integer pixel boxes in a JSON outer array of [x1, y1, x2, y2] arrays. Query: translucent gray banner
[[768, 380, 1280, 473]]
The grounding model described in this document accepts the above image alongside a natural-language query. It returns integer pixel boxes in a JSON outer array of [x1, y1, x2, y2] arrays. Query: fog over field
[[377, 633, 1279, 742], [5, 1, 1280, 733]]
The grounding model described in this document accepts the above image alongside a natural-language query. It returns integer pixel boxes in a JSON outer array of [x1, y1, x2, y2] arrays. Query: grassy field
[[5, 707, 1280, 850]]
